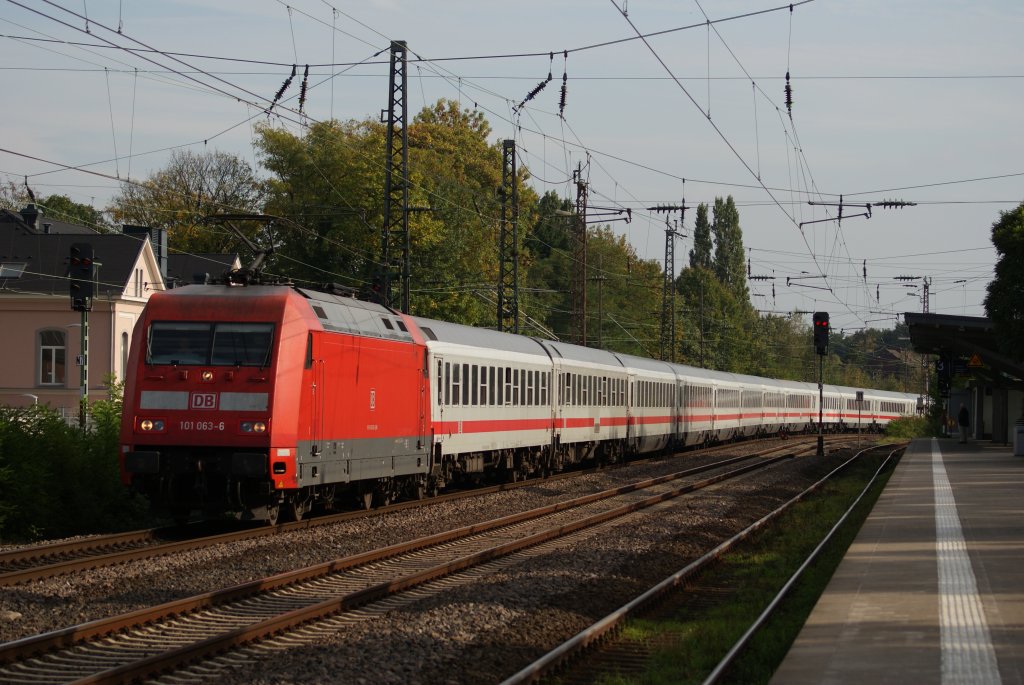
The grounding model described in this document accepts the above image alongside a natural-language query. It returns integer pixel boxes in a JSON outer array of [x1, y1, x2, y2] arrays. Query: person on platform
[[957, 403, 970, 444]]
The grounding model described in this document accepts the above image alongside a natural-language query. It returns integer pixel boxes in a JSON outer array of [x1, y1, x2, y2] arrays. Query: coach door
[[434, 356, 446, 448], [306, 332, 325, 458]]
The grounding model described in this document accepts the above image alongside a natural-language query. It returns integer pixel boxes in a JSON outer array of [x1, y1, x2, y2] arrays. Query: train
[[119, 283, 918, 524]]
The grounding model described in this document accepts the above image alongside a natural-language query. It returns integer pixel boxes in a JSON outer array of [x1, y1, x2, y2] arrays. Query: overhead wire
[[2, 0, 1007, 325]]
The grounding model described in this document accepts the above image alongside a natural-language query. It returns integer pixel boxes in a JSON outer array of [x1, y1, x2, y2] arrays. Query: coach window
[[439, 360, 446, 405], [497, 367, 505, 405], [542, 372, 549, 405], [461, 364, 470, 405], [450, 363, 460, 406], [489, 367, 496, 405]]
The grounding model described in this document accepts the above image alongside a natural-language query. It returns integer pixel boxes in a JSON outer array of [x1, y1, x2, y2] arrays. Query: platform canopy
[[904, 312, 1023, 385]]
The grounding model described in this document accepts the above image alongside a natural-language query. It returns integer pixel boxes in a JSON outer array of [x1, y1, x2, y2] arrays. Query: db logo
[[191, 392, 218, 410]]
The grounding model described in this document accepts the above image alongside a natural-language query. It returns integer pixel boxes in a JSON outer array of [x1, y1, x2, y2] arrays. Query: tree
[[587, 226, 662, 357], [711, 196, 749, 304], [0, 183, 112, 231], [257, 118, 387, 289], [39, 195, 113, 231], [984, 202, 1024, 362], [108, 149, 264, 256], [689, 202, 713, 270], [256, 100, 539, 325]]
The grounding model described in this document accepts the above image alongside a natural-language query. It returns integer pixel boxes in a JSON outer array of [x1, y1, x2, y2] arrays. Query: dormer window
[[0, 262, 27, 278]]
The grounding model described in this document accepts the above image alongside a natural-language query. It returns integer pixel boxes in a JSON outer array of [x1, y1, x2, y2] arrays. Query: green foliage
[[0, 184, 112, 232], [689, 203, 713, 270], [0, 378, 150, 543], [255, 101, 540, 325], [711, 196, 749, 305], [41, 194, 114, 231], [884, 415, 931, 439], [984, 202, 1024, 362], [108, 149, 265, 256]]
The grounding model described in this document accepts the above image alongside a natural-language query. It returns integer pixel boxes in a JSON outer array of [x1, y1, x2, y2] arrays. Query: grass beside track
[[577, 450, 897, 685]]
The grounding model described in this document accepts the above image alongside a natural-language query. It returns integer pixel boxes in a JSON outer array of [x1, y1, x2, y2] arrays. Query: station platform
[[771, 437, 1024, 685]]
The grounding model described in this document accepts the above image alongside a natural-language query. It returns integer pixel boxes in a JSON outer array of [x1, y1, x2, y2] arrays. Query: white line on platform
[[932, 437, 1001, 685]]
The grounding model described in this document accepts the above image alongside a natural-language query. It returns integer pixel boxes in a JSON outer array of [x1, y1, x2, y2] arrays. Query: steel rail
[[0, 449, 788, 668], [498, 442, 907, 685], [700, 444, 905, 684], [0, 436, 824, 587], [66, 454, 794, 685]]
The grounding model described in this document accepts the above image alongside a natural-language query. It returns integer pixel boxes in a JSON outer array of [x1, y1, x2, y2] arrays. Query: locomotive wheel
[[265, 503, 280, 526], [289, 497, 310, 522]]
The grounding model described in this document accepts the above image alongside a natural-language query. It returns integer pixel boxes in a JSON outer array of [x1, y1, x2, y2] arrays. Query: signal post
[[69, 243, 98, 427], [813, 312, 829, 456]]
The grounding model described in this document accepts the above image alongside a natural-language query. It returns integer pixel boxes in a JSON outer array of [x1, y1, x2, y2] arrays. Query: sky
[[2, 0, 1021, 334]]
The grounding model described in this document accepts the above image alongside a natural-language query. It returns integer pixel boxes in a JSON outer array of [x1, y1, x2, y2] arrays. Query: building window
[[121, 332, 129, 379], [39, 330, 66, 385]]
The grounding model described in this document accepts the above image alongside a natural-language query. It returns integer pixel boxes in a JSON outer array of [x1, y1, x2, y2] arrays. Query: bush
[[884, 415, 932, 439], [0, 378, 152, 543]]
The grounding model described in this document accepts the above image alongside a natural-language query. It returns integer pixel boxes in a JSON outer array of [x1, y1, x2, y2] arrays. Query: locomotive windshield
[[148, 322, 274, 367]]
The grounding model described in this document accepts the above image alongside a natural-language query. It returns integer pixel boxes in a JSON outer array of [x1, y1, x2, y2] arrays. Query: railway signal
[[68, 242, 95, 312], [813, 311, 829, 355]]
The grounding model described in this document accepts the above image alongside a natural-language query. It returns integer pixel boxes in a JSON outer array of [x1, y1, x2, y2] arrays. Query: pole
[[79, 308, 89, 428], [816, 353, 824, 456]]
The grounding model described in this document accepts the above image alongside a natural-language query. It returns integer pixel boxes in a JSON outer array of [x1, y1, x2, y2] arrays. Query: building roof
[[0, 229, 151, 297], [0, 204, 99, 236]]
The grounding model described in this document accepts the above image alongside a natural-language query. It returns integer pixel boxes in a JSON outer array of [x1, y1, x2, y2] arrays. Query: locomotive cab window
[[148, 322, 275, 367]]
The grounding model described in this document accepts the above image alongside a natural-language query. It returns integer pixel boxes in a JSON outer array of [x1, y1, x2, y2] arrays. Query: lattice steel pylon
[[571, 164, 589, 347], [662, 220, 677, 361], [498, 139, 519, 333], [649, 203, 687, 362], [380, 40, 410, 312]]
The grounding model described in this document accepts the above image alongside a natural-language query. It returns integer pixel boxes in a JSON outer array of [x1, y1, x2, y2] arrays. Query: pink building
[[0, 204, 237, 416]]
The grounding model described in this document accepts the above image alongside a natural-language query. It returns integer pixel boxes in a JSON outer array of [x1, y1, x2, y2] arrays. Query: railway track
[[0, 446, 802, 685], [499, 441, 906, 685], [1, 435, 847, 587]]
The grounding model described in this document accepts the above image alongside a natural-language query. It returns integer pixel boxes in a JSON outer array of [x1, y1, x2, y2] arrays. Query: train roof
[[298, 288, 415, 343], [409, 315, 550, 357], [611, 351, 675, 375], [534, 339, 624, 367]]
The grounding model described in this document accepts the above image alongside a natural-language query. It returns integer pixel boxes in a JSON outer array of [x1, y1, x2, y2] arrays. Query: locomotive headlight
[[240, 421, 268, 433], [201, 370, 215, 382], [139, 419, 165, 432]]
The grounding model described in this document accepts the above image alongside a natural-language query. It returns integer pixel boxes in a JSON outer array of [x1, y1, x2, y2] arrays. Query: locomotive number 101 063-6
[[180, 420, 226, 432]]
